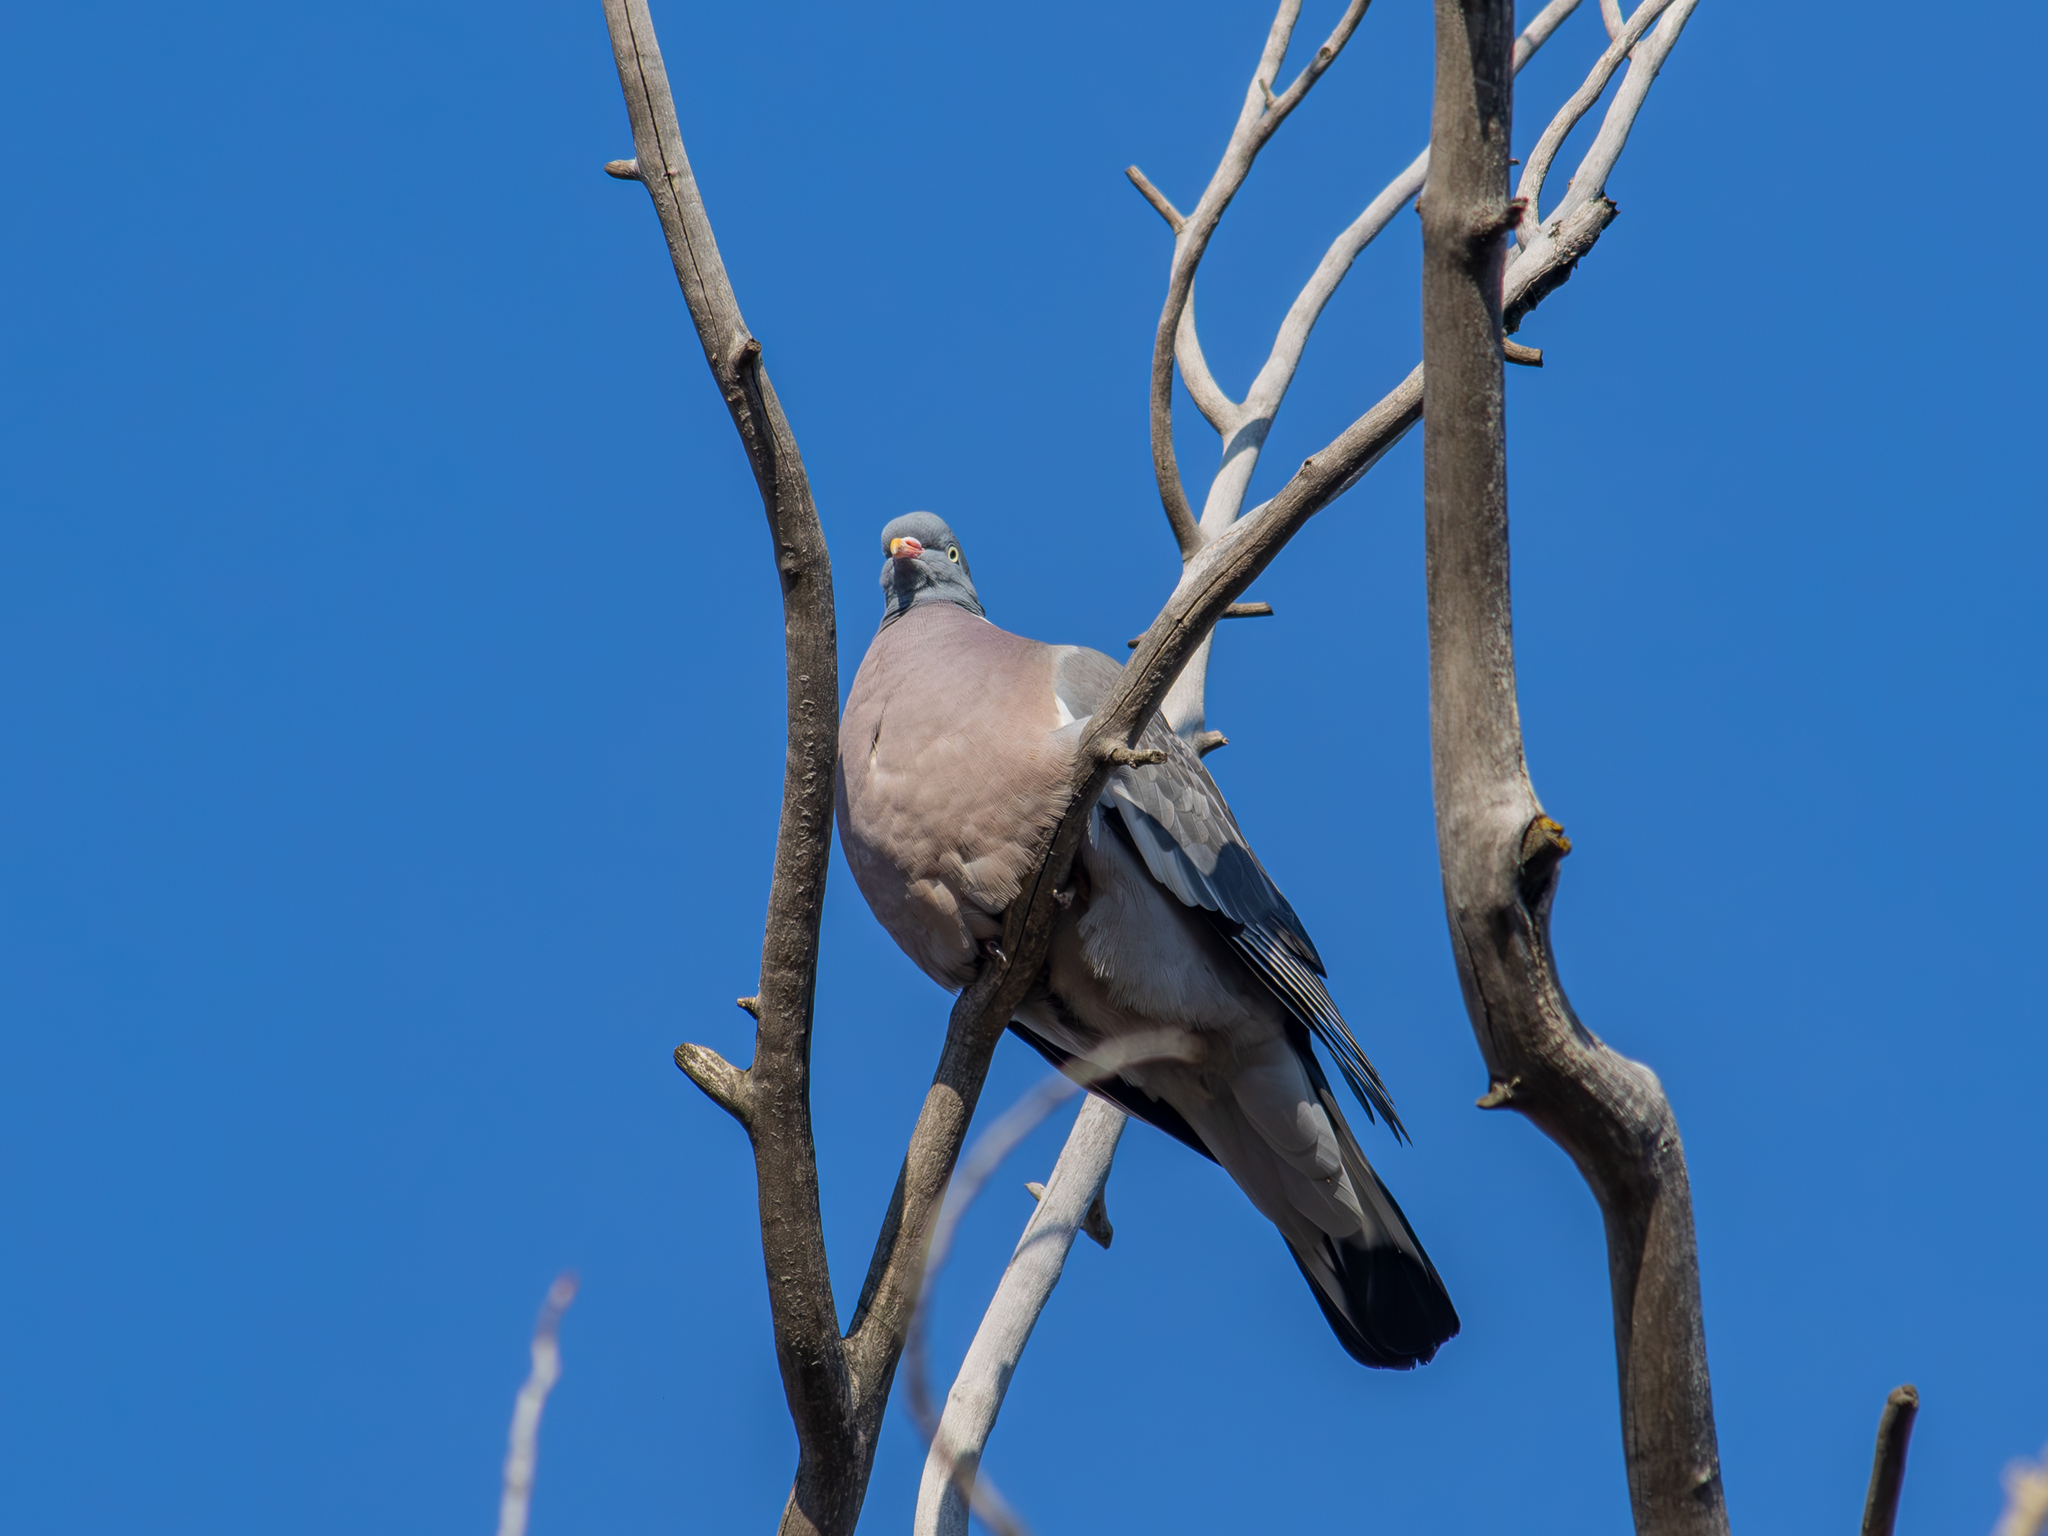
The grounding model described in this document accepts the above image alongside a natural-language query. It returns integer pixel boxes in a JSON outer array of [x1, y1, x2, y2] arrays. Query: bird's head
[[877, 512, 985, 627]]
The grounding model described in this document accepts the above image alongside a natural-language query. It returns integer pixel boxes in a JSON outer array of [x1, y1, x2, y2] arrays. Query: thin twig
[[1216, 0, 1579, 480], [1996, 1448, 2048, 1536], [904, 1077, 1081, 1536], [1158, 0, 1579, 737], [1124, 166, 1184, 231], [1545, 0, 1699, 231], [1514, 0, 1679, 244], [496, 1273, 579, 1536], [1861, 1385, 1920, 1536], [1147, 0, 1371, 557], [674, 1041, 751, 1123], [1127, 600, 1272, 648], [911, 1096, 1126, 1536], [907, 1055, 1169, 1536]]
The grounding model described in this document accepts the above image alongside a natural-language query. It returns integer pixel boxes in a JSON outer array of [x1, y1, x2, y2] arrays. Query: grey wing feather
[[1051, 647, 1407, 1141]]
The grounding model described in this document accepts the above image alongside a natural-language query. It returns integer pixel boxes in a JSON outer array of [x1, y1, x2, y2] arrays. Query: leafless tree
[[593, 3, 1918, 1535]]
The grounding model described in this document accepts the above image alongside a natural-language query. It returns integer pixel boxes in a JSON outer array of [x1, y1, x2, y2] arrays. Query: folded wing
[[1051, 646, 1404, 1139]]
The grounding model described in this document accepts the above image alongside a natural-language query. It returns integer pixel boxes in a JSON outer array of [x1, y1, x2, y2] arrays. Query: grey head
[[876, 511, 986, 628]]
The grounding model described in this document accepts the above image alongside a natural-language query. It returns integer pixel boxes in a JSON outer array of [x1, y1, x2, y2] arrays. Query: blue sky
[[2, 2, 2041, 1533]]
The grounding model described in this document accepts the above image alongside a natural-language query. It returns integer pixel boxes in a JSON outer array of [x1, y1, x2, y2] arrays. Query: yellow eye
[[947, 546, 961, 562]]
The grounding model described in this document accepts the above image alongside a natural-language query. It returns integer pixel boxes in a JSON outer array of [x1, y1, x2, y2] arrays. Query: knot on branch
[[1520, 816, 1572, 863], [1025, 1177, 1114, 1248], [603, 157, 641, 180], [1506, 197, 1619, 332], [736, 994, 762, 1018], [1420, 195, 1528, 273], [1192, 730, 1228, 758], [1081, 1187, 1114, 1249], [1517, 815, 1572, 913], [1476, 1075, 1522, 1110]]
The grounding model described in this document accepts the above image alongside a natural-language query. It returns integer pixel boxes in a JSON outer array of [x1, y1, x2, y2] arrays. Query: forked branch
[[1418, 5, 1724, 1536], [602, 2, 852, 1529], [1147, 0, 1372, 557], [1160, 0, 1582, 503]]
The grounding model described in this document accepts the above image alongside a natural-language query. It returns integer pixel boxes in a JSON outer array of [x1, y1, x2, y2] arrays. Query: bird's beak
[[889, 537, 925, 561]]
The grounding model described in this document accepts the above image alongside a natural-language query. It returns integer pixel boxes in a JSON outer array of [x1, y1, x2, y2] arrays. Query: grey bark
[[1416, 5, 1726, 1536]]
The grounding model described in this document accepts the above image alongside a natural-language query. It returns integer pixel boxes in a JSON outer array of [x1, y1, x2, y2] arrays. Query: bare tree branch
[[1172, 284, 1243, 439], [674, 1041, 751, 1124], [599, 4, 854, 1530], [1545, 0, 1699, 231], [1861, 1384, 1920, 1536], [1124, 165, 1185, 231], [912, 1095, 1126, 1536], [1996, 1446, 2048, 1536], [903, 1033, 1194, 1536], [496, 1273, 578, 1536], [1198, 0, 1581, 532], [1514, 0, 1679, 244], [1155, 0, 1580, 736], [1418, 5, 1725, 1536], [1148, 0, 1372, 557]]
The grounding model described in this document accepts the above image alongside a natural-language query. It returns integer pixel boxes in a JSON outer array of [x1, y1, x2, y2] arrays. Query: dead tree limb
[[1418, 4, 1725, 1536], [1861, 1385, 1920, 1536], [1146, 0, 1372, 559], [599, 1, 852, 1526]]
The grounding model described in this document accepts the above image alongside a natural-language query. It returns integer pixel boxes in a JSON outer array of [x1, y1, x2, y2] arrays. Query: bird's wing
[[1005, 1018, 1219, 1163], [1051, 646, 1405, 1139]]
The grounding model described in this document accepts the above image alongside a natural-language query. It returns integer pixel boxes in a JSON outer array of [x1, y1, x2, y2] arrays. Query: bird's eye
[[948, 546, 961, 562]]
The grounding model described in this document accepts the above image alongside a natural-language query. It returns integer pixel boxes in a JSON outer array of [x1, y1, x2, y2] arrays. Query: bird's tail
[[1286, 1059, 1460, 1370], [1283, 1173, 1460, 1369]]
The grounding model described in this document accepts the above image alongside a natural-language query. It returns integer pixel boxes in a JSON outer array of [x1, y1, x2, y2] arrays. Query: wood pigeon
[[835, 512, 1459, 1369]]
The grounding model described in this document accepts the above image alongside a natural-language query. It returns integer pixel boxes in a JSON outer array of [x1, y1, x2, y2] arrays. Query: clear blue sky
[[2, 2, 2041, 1532]]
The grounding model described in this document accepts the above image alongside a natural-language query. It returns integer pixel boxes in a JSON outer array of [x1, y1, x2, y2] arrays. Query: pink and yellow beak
[[889, 536, 925, 561]]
